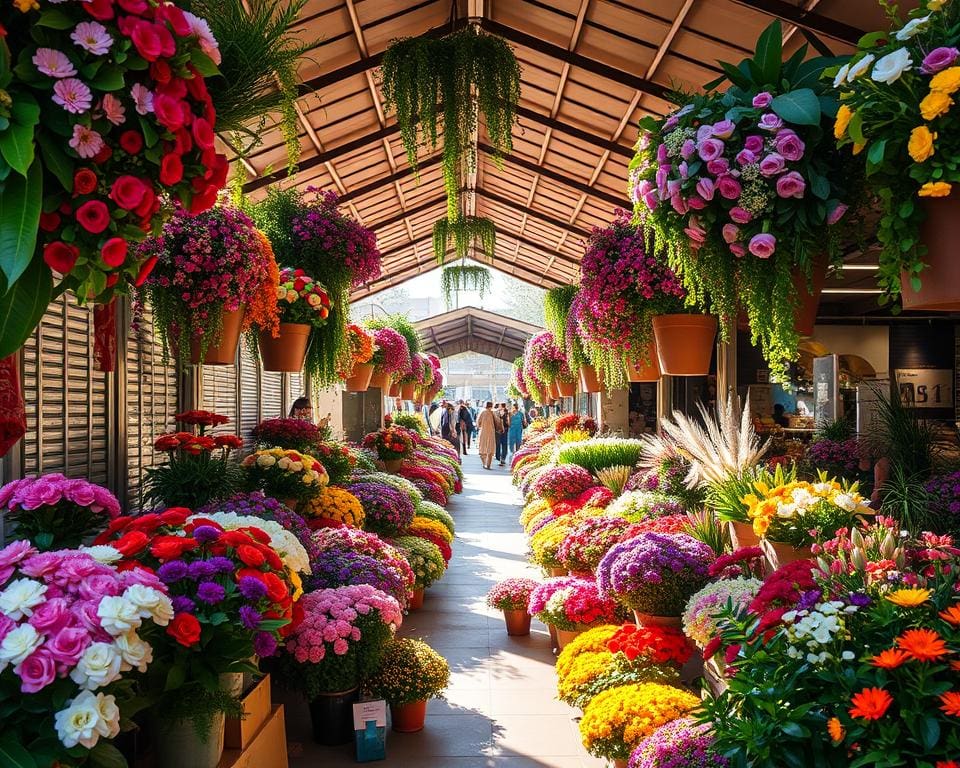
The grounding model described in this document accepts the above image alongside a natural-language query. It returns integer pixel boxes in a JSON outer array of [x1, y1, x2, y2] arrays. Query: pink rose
[[697, 138, 725, 163], [684, 224, 706, 244], [776, 171, 806, 199], [827, 203, 849, 225], [28, 597, 75, 634], [78, 574, 122, 602], [642, 189, 659, 211], [774, 130, 805, 162], [333, 638, 349, 655], [759, 153, 786, 177], [921, 47, 959, 74], [744, 135, 764, 154], [64, 479, 96, 507], [748, 233, 777, 258], [712, 120, 736, 139], [47, 627, 91, 666], [680, 139, 696, 159], [717, 176, 742, 200], [696, 177, 715, 201], [0, 614, 15, 643], [0, 540, 36, 571], [666, 179, 681, 198], [696, 124, 713, 143], [706, 158, 729, 176], [722, 223, 740, 244], [15, 647, 57, 693], [730, 242, 747, 257], [687, 196, 706, 210], [758, 113, 783, 131], [20, 552, 65, 580], [752, 92, 773, 108], [656, 144, 668, 164], [735, 149, 757, 166], [729, 207, 753, 224], [670, 195, 688, 215]]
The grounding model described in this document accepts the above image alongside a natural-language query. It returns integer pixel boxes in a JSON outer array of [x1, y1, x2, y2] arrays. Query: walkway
[[288, 451, 605, 768]]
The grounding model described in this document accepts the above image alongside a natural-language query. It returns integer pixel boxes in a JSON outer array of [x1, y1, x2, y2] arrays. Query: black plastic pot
[[309, 687, 360, 746]]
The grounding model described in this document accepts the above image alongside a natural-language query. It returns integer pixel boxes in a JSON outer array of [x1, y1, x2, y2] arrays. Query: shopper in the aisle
[[458, 400, 474, 454], [508, 403, 526, 455], [476, 401, 498, 469], [496, 403, 510, 466]]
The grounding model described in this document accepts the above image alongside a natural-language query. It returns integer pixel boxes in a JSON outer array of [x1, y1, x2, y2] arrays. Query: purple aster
[[253, 631, 278, 658], [171, 596, 196, 614], [157, 561, 189, 584], [196, 581, 226, 605], [847, 592, 871, 607], [192, 525, 221, 543], [188, 560, 216, 580], [207, 556, 235, 574], [797, 589, 822, 611], [238, 576, 267, 600], [239, 605, 262, 630]]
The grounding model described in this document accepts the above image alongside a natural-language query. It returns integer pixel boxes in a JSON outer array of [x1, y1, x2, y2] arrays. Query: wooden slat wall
[[201, 362, 239, 436]]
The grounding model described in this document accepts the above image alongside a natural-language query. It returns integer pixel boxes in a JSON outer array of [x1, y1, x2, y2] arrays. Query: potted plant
[[0, 474, 120, 550], [486, 577, 539, 636], [241, 448, 329, 508], [529, 577, 629, 649], [311, 442, 358, 486], [145, 410, 245, 509], [628, 718, 728, 768], [391, 535, 447, 609], [310, 527, 415, 601], [251, 417, 321, 455], [277, 585, 402, 745], [365, 637, 450, 733], [834, 1, 960, 310], [346, 480, 417, 536], [366, 326, 412, 391], [524, 331, 576, 401], [363, 426, 416, 473], [364, 314, 421, 397], [140, 205, 279, 366], [545, 285, 597, 394], [302, 485, 366, 530], [682, 574, 762, 650], [630, 22, 859, 382], [255, 267, 330, 372], [342, 324, 375, 392], [557, 517, 641, 578]]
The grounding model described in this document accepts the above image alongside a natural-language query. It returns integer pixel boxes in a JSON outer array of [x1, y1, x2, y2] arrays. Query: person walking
[[458, 401, 474, 454], [497, 403, 510, 467], [476, 401, 499, 469], [440, 402, 460, 458], [508, 403, 526, 455]]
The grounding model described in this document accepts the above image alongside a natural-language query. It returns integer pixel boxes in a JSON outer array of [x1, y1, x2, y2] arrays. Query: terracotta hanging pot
[[625, 340, 661, 382], [502, 609, 531, 637], [258, 322, 311, 372], [556, 379, 576, 397], [369, 369, 391, 391], [388, 379, 401, 397], [652, 314, 717, 376], [578, 364, 602, 393], [728, 520, 761, 549], [901, 194, 960, 310], [400, 381, 417, 400], [634, 611, 683, 629], [547, 566, 567, 578], [190, 305, 245, 365], [390, 700, 427, 733], [793, 255, 829, 337], [344, 362, 374, 392]]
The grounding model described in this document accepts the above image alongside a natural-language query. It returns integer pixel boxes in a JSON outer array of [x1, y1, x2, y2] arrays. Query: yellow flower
[[13, 0, 38, 10], [919, 181, 953, 197], [852, 142, 866, 155], [930, 66, 960, 95], [920, 91, 953, 121], [929, 0, 947, 9], [834, 104, 853, 140], [886, 587, 932, 607], [287, 568, 304, 602]]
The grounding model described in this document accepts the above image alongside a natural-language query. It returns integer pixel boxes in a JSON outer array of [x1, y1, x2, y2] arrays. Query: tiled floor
[[287, 452, 607, 768]]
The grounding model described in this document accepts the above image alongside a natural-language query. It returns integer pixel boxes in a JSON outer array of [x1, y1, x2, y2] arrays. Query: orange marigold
[[242, 230, 281, 338], [848, 687, 893, 721], [870, 648, 910, 670], [896, 628, 950, 662], [827, 717, 845, 743], [939, 605, 960, 626], [939, 691, 960, 718]]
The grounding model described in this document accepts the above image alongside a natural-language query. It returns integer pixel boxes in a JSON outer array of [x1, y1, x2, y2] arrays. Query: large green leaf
[[770, 88, 822, 126], [36, 133, 72, 192], [0, 157, 42, 287], [0, 733, 38, 768], [753, 21, 783, 85], [88, 741, 128, 768], [0, 258, 52, 357], [0, 95, 39, 176]]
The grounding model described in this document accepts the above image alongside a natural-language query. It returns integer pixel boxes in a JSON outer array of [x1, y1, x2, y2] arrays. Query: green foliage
[[381, 28, 520, 218], [867, 384, 940, 481], [557, 439, 645, 474], [879, 462, 935, 534], [160, 686, 244, 741], [144, 454, 243, 510], [440, 264, 491, 308], [390, 410, 428, 435], [433, 217, 496, 263], [544, 284, 586, 368], [815, 416, 854, 442], [684, 507, 730, 556]]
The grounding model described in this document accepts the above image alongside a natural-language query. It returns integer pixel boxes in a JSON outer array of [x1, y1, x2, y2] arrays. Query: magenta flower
[[729, 206, 753, 224], [670, 195, 689, 215], [721, 223, 740, 244], [921, 46, 959, 74], [31, 48, 76, 78], [717, 176, 742, 200], [730, 242, 746, 257], [758, 113, 783, 131], [71, 22, 113, 55], [52, 77, 92, 114], [774, 130, 806, 162], [775, 171, 806, 199], [827, 202, 849, 225], [680, 139, 696, 159], [684, 223, 706, 244], [752, 91, 773, 108], [687, 196, 706, 210], [744, 135, 764, 154], [706, 158, 730, 176], [759, 153, 786, 177], [697, 138, 725, 163], [748, 233, 777, 258], [657, 144, 669, 164], [68, 124, 103, 159], [696, 177, 715, 201], [131, 83, 154, 115], [736, 149, 757, 166]]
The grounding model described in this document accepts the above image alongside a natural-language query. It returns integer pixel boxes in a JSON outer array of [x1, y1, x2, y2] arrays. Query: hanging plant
[[544, 285, 587, 370], [441, 265, 492, 307], [432, 216, 497, 263], [524, 331, 574, 389], [381, 27, 521, 218], [365, 313, 422, 381]]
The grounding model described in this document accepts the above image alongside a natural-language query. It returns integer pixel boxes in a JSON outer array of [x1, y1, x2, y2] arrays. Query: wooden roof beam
[[726, 0, 865, 45], [474, 188, 590, 239]]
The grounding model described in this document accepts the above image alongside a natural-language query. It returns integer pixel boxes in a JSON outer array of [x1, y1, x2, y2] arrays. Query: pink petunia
[[52, 78, 92, 114], [32, 48, 77, 78], [69, 124, 104, 159], [131, 83, 154, 115], [71, 21, 113, 56]]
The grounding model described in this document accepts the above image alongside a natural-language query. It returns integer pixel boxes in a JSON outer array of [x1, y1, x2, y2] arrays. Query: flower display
[[628, 718, 728, 768], [805, 438, 863, 480], [301, 485, 365, 529], [364, 426, 416, 463], [0, 474, 120, 551], [682, 577, 764, 648], [924, 471, 960, 535], [369, 327, 412, 376], [341, 323, 374, 376], [185, 511, 311, 575], [558, 516, 642, 574], [347, 481, 416, 535], [598, 533, 715, 616], [305, 543, 413, 606], [251, 418, 322, 455], [550, 485, 615, 517], [365, 637, 450, 706], [312, 442, 357, 485], [606, 490, 686, 522], [391, 535, 446, 590], [531, 464, 596, 505], [608, 623, 693, 667], [486, 578, 539, 612], [528, 577, 628, 631], [274, 267, 330, 326], [523, 330, 574, 390], [311, 527, 414, 597], [241, 448, 329, 503], [416, 501, 456, 536], [409, 516, 454, 545], [555, 413, 598, 437], [529, 514, 586, 569]]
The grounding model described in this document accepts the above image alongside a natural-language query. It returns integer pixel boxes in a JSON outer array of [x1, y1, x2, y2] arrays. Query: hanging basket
[[652, 314, 717, 376], [258, 323, 311, 372], [369, 369, 391, 391], [190, 305, 245, 366], [556, 379, 576, 397], [400, 381, 417, 400], [625, 340, 661, 382], [901, 194, 960, 311], [793, 256, 828, 337], [578, 364, 602, 393], [344, 362, 375, 392]]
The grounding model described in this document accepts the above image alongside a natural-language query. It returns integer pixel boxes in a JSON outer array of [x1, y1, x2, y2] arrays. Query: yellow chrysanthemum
[[556, 624, 620, 684], [408, 516, 454, 544], [886, 587, 932, 608], [919, 181, 953, 197], [834, 104, 853, 140], [13, 0, 38, 11], [303, 486, 365, 526], [287, 568, 304, 602], [931, 66, 960, 95], [921, 91, 954, 121]]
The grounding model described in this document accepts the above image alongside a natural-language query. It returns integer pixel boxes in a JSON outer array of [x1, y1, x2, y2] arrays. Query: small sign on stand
[[353, 699, 387, 762]]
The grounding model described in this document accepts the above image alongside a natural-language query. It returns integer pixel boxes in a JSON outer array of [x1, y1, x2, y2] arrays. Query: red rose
[[105, 273, 118, 288], [73, 168, 98, 196], [191, 117, 214, 150], [92, 145, 112, 164], [134, 255, 158, 287], [220, 531, 255, 549], [119, 131, 143, 155], [172, 128, 192, 155], [83, 0, 113, 20], [109, 176, 146, 211], [134, 185, 157, 218], [262, 547, 283, 572], [100, 238, 128, 268], [154, 93, 186, 131], [130, 20, 163, 61], [113, 530, 150, 557], [157, 77, 188, 100], [150, 535, 199, 561], [185, 69, 209, 101], [244, 526, 270, 545], [158, 510, 190, 528], [189, 183, 218, 214], [155, 23, 175, 57], [262, 572, 289, 603], [75, 200, 110, 234], [150, 59, 172, 85], [237, 545, 266, 568], [38, 211, 60, 232], [159, 153, 184, 186], [166, 613, 202, 648], [118, 0, 149, 13], [42, 242, 79, 275], [159, 3, 192, 36]]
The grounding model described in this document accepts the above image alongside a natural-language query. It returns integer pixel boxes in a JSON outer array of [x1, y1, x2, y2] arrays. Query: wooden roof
[[234, 0, 892, 304], [415, 306, 541, 361]]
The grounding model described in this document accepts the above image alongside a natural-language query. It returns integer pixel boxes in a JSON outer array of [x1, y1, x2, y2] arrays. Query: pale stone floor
[[286, 451, 608, 768]]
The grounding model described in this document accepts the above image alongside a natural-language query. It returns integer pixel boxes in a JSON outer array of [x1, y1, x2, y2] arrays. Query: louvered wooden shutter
[[261, 371, 284, 421], [201, 361, 239, 436], [238, 345, 261, 447]]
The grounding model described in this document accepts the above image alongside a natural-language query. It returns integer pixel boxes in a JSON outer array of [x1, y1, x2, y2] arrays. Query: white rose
[[289, 461, 303, 472], [832, 63, 850, 88], [78, 545, 123, 565], [70, 642, 123, 690], [895, 14, 930, 40], [0, 624, 42, 670], [277, 457, 291, 470], [114, 632, 153, 673], [95, 692, 121, 740], [54, 691, 119, 749], [847, 54, 875, 81], [96, 596, 142, 636], [123, 585, 173, 626], [0, 578, 47, 620], [871, 48, 913, 84], [257, 454, 277, 468]]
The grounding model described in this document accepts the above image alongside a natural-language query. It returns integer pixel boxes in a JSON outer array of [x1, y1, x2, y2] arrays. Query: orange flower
[[951, 660, 960, 672], [827, 716, 845, 743], [897, 628, 950, 662], [870, 648, 910, 669], [939, 605, 960, 626], [242, 230, 281, 337], [848, 687, 893, 721], [939, 691, 960, 718]]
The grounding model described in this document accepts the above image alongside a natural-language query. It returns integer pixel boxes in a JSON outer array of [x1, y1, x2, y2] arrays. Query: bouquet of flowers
[[311, 527, 414, 597], [369, 327, 412, 377], [365, 427, 415, 463], [365, 637, 449, 706], [274, 267, 330, 325], [486, 578, 539, 612], [0, 0, 229, 354], [340, 323, 374, 377], [0, 541, 172, 761], [301, 485, 365, 529], [347, 481, 415, 535], [598, 533, 715, 616], [682, 577, 763, 648], [251, 418, 321, 455], [313, 442, 356, 485], [277, 585, 401, 697], [185, 511, 311, 575], [628, 718, 727, 768], [391, 535, 446, 590], [0, 474, 120, 550], [557, 516, 642, 574], [241, 448, 329, 504], [531, 464, 596, 505], [528, 577, 628, 631], [145, 410, 244, 509]]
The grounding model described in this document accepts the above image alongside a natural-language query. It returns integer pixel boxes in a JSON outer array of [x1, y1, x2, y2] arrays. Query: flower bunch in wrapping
[[628, 718, 728, 768], [531, 464, 595, 505], [301, 485, 364, 529], [273, 267, 330, 326], [241, 448, 328, 504], [347, 481, 415, 536], [251, 417, 321, 455], [340, 323, 374, 376], [486, 577, 538, 612], [391, 535, 446, 590], [529, 577, 628, 631], [0, 474, 120, 551], [366, 637, 449, 706], [0, 541, 172, 760]]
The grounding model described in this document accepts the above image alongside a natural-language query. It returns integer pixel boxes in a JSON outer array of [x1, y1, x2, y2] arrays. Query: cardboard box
[[225, 674, 272, 750], [219, 705, 287, 768]]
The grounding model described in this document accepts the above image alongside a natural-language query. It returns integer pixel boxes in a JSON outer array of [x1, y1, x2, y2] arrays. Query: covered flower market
[[1, 0, 960, 767]]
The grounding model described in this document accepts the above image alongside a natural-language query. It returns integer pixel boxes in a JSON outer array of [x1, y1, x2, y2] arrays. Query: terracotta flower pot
[[190, 305, 245, 365], [652, 314, 717, 376], [548, 623, 559, 653], [258, 322, 311, 372], [556, 379, 576, 397], [634, 611, 683, 629], [793, 256, 828, 337], [578, 364, 602, 393], [344, 362, 374, 392], [400, 381, 417, 400], [384, 458, 403, 473], [388, 379, 401, 397], [369, 369, 391, 391], [408, 587, 425, 610], [728, 519, 761, 549], [555, 626, 583, 649], [569, 569, 593, 579], [902, 193, 960, 310], [613, 760, 629, 768], [547, 566, 567, 578], [391, 700, 427, 733], [625, 340, 661, 382], [762, 538, 814, 574], [503, 609, 531, 637]]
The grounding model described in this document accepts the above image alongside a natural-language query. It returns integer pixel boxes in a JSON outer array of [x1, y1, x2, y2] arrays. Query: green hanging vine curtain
[[432, 216, 496, 263], [441, 265, 492, 308]]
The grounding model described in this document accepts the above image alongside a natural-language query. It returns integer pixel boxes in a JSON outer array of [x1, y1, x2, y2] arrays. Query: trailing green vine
[[544, 284, 586, 369], [432, 216, 496, 263], [381, 27, 521, 218], [441, 265, 492, 307]]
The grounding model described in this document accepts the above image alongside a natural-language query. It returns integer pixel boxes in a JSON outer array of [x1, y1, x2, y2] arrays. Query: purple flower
[[721, 223, 739, 244], [171, 596, 196, 614], [696, 177, 715, 201], [238, 576, 268, 600], [848, 592, 872, 607], [253, 631, 278, 658], [662, 115, 679, 132], [239, 605, 262, 630], [748, 233, 777, 258], [207, 556, 236, 574], [188, 560, 216, 580], [197, 581, 226, 604], [752, 91, 773, 109], [712, 120, 736, 139], [744, 135, 764, 154], [827, 202, 849, 225], [680, 139, 696, 159], [192, 525, 221, 543], [759, 153, 786, 177], [735, 149, 757, 166], [758, 113, 783, 132], [657, 143, 669, 163], [717, 176, 742, 200], [775, 170, 806, 199], [774, 130, 805, 162], [628, 716, 727, 768], [696, 124, 713, 143], [729, 206, 753, 224], [922, 46, 959, 74], [697, 138, 725, 163], [157, 561, 189, 584]]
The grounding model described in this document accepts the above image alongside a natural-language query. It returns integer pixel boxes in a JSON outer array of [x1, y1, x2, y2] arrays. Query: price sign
[[894, 369, 954, 409]]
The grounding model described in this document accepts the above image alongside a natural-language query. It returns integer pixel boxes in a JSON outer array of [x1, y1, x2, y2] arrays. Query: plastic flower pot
[[652, 314, 717, 376], [345, 362, 375, 392], [557, 380, 577, 397], [408, 587, 425, 610], [369, 369, 391, 390], [901, 194, 960, 310], [309, 687, 360, 746], [578, 364, 602, 393], [761, 538, 813, 575], [728, 520, 761, 549], [633, 611, 683, 629], [391, 700, 428, 733], [384, 458, 403, 473], [258, 322, 311, 372], [625, 340, 661, 382], [189, 305, 245, 365], [503, 609, 531, 637], [388, 378, 401, 397], [400, 381, 417, 400]]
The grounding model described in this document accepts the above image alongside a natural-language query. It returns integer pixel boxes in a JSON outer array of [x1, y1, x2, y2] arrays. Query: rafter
[[726, 0, 865, 44], [474, 188, 590, 239]]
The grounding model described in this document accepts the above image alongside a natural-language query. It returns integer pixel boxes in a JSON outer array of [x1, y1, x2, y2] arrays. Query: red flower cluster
[[748, 560, 819, 634], [632, 514, 692, 535], [417, 532, 452, 564], [153, 431, 242, 454], [607, 623, 693, 666], [553, 414, 598, 436], [176, 410, 231, 428], [551, 486, 616, 516], [708, 546, 765, 579]]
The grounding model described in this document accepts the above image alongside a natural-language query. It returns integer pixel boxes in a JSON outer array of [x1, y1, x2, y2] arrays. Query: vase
[[390, 700, 428, 733], [762, 538, 814, 574], [258, 322, 311, 372], [728, 519, 761, 549], [901, 194, 960, 310], [384, 458, 403, 473], [652, 314, 717, 376], [189, 305, 245, 366], [309, 687, 360, 746], [503, 609, 531, 636], [344, 362, 375, 392], [400, 381, 417, 400], [793, 256, 828, 337], [625, 340, 661, 382], [369, 369, 391, 391], [388, 379, 401, 397], [153, 672, 240, 768], [557, 379, 576, 397], [578, 364, 602, 393], [408, 587, 425, 610], [634, 611, 683, 629]]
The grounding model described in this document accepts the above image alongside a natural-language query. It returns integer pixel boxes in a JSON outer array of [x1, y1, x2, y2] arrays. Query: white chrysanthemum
[[77, 545, 123, 564], [188, 512, 311, 574]]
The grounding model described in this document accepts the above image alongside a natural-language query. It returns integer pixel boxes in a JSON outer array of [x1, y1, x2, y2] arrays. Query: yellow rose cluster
[[408, 516, 453, 544], [909, 67, 960, 197], [744, 477, 871, 539], [302, 486, 365, 527]]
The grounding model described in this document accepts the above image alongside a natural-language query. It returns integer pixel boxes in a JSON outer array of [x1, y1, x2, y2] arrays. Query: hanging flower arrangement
[[368, 326, 411, 378], [340, 323, 374, 377], [524, 331, 575, 392]]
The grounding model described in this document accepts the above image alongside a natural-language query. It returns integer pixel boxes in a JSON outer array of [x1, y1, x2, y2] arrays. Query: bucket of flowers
[[487, 577, 539, 636], [251, 417, 321, 455], [529, 577, 630, 649], [364, 426, 415, 473], [365, 637, 450, 733], [256, 267, 330, 373], [341, 324, 375, 392]]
